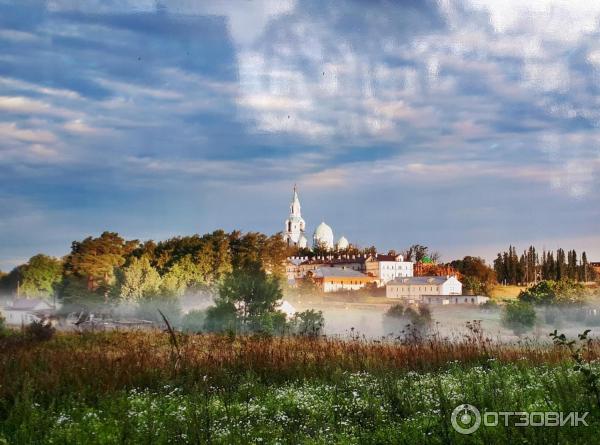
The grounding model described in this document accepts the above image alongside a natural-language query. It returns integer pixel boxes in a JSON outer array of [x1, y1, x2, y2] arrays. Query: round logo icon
[[451, 404, 481, 434]]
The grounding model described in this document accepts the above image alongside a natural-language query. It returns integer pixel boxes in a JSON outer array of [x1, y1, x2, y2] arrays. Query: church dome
[[336, 236, 349, 250], [313, 221, 334, 249]]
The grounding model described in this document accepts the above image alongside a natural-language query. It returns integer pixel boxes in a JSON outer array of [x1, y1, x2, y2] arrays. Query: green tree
[[115, 256, 162, 302], [19, 254, 62, 299], [0, 266, 24, 296], [160, 255, 206, 297], [403, 244, 430, 262], [518, 280, 586, 306], [502, 301, 536, 336], [60, 231, 139, 305], [206, 262, 283, 333]]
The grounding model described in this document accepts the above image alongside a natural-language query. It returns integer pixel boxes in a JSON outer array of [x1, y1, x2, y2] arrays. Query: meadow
[[1, 329, 600, 444]]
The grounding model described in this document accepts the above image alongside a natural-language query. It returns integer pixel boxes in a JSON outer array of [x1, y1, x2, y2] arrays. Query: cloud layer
[[0, 0, 599, 268]]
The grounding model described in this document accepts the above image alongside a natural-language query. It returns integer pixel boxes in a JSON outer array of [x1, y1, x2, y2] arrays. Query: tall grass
[[1, 330, 600, 444]]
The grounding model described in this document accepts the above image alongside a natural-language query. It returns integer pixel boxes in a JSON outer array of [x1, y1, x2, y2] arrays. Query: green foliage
[[403, 244, 429, 262], [134, 298, 182, 327], [518, 280, 586, 305], [4, 347, 600, 444], [203, 302, 237, 333], [115, 256, 162, 302], [502, 300, 536, 335], [217, 264, 283, 328], [495, 245, 594, 285], [181, 310, 207, 333], [0, 266, 23, 295], [60, 232, 139, 306], [290, 309, 324, 337], [550, 329, 600, 409], [18, 254, 63, 298], [160, 255, 206, 297], [248, 311, 288, 337]]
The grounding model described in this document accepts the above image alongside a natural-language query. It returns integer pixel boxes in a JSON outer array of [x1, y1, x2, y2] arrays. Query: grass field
[[1, 330, 600, 444], [489, 285, 528, 300]]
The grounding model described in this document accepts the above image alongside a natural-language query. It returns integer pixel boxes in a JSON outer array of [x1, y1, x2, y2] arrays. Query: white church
[[282, 186, 349, 250]]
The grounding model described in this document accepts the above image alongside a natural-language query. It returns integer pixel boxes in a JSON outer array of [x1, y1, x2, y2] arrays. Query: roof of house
[[300, 257, 367, 266], [387, 276, 457, 286], [6, 298, 53, 311], [313, 267, 372, 279]]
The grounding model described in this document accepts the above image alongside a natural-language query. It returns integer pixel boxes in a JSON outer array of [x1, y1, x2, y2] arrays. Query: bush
[[135, 298, 182, 328], [502, 301, 536, 336], [290, 309, 324, 337], [181, 310, 207, 333], [519, 280, 586, 306], [24, 320, 55, 342], [383, 304, 432, 341], [203, 302, 237, 333]]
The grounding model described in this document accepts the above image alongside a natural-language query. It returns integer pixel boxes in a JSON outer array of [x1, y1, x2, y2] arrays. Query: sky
[[1, 0, 599, 270]]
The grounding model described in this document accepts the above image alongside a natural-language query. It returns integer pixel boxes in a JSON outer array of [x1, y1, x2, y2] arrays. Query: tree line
[[494, 245, 596, 286], [0, 230, 290, 307]]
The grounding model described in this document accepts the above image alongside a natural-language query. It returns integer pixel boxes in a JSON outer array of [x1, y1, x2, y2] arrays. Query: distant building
[[283, 185, 308, 248], [287, 253, 413, 285], [386, 276, 462, 302], [422, 294, 489, 305], [281, 185, 349, 251], [312, 267, 378, 293], [365, 254, 413, 284], [591, 262, 600, 277], [277, 300, 297, 318], [1, 298, 54, 325], [313, 221, 335, 250]]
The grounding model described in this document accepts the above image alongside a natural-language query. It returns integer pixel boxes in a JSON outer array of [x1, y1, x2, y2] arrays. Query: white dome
[[313, 221, 334, 249], [336, 236, 349, 250]]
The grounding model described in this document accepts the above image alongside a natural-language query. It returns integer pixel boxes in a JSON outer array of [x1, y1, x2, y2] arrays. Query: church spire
[[290, 184, 301, 216], [283, 184, 306, 247]]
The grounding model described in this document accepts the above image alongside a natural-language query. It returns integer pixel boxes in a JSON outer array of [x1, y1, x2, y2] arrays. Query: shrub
[[181, 309, 207, 333], [291, 309, 324, 337], [203, 302, 237, 333], [502, 300, 536, 336], [248, 311, 288, 336], [385, 304, 406, 319], [383, 304, 432, 341], [24, 320, 55, 342]]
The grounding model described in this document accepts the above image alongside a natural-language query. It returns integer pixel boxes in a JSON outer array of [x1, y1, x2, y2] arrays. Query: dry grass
[[489, 284, 527, 300], [0, 329, 592, 403]]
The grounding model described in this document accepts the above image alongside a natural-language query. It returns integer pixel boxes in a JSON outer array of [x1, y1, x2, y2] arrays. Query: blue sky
[[1, 0, 599, 270]]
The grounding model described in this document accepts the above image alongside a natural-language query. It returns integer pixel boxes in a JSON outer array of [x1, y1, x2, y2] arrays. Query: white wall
[[0, 309, 40, 325], [441, 276, 462, 295], [378, 261, 414, 284]]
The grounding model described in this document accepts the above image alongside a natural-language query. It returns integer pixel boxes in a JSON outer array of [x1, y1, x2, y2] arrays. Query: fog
[[291, 299, 600, 343], [4, 289, 600, 344]]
